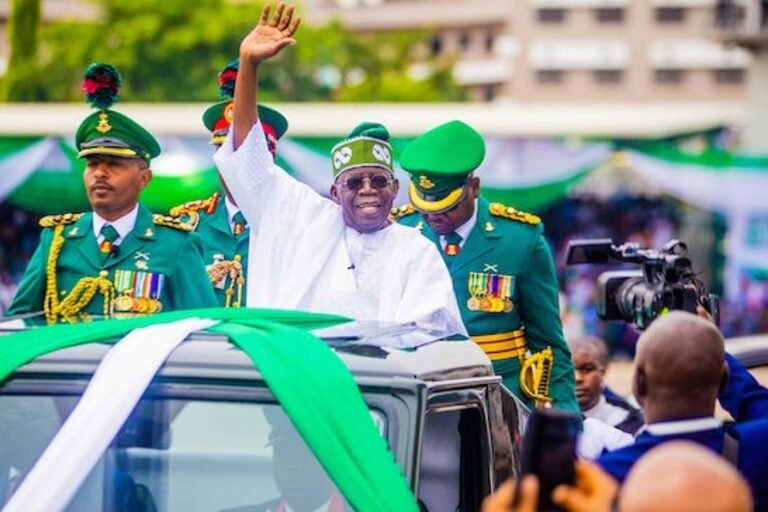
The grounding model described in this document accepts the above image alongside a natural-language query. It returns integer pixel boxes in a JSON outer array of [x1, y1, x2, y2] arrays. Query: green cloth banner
[[481, 166, 594, 212], [0, 308, 418, 511]]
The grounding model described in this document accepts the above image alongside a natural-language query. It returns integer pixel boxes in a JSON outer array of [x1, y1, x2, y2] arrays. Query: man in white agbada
[[213, 2, 466, 337]]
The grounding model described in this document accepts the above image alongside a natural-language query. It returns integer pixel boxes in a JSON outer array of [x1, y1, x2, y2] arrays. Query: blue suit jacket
[[598, 420, 768, 509], [720, 353, 768, 422]]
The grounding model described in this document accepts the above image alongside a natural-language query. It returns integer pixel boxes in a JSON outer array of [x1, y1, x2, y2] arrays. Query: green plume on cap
[[81, 63, 122, 110], [346, 121, 390, 142]]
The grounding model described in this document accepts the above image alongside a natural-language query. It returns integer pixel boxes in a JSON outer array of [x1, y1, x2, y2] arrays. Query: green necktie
[[232, 211, 247, 238], [443, 231, 463, 259], [99, 224, 119, 255]]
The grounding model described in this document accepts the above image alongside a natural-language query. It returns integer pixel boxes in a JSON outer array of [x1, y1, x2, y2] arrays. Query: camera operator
[[596, 311, 768, 508]]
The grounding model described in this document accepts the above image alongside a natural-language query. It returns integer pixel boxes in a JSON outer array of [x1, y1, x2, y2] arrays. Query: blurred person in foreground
[[212, 3, 465, 335], [481, 441, 751, 512], [597, 311, 768, 508], [570, 335, 644, 435]]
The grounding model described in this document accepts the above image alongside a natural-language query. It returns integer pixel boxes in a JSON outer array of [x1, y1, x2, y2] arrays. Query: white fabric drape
[[0, 139, 59, 203]]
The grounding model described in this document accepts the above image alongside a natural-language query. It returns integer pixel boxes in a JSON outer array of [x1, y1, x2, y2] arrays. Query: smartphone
[[517, 409, 580, 511]]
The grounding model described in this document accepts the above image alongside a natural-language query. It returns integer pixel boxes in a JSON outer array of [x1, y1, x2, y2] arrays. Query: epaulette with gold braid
[[152, 214, 196, 232], [169, 192, 220, 217], [39, 212, 83, 228], [389, 203, 417, 220], [488, 202, 541, 225]]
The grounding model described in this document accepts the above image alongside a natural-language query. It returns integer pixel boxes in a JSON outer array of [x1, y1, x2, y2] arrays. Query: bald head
[[633, 312, 726, 420], [620, 441, 752, 512]]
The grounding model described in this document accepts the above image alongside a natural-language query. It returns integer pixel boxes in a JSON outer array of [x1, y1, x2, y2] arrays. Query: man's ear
[[469, 176, 481, 200], [140, 167, 153, 190], [633, 366, 647, 406], [391, 178, 400, 197], [330, 183, 341, 205], [719, 361, 730, 395]]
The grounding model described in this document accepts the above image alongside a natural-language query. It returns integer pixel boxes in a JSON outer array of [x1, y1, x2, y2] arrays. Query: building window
[[713, 68, 745, 83], [537, 69, 565, 83], [655, 69, 686, 84], [485, 34, 495, 54], [458, 32, 471, 53], [655, 7, 686, 23], [482, 85, 496, 102], [538, 8, 566, 24], [593, 69, 623, 84], [595, 7, 624, 23], [429, 35, 443, 57]]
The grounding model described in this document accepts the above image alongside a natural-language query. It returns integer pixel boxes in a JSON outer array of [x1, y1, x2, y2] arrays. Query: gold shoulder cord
[[519, 347, 554, 408], [43, 225, 115, 324], [207, 255, 245, 307]]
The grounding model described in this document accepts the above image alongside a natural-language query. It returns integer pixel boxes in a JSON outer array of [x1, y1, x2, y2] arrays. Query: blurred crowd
[[2, 195, 768, 341], [543, 194, 768, 355], [0, 204, 40, 314]]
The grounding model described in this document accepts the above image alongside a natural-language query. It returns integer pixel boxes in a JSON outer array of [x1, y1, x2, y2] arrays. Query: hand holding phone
[[517, 409, 580, 511]]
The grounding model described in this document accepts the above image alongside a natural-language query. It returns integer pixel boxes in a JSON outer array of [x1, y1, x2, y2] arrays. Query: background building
[[305, 0, 753, 103]]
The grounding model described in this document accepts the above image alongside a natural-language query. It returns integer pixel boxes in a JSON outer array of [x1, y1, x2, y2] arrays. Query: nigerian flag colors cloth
[[0, 308, 418, 512], [5, 318, 216, 512]]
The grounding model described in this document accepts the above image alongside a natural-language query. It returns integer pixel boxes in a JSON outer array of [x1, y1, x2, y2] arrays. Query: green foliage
[[2, 0, 42, 101], [3, 0, 464, 103]]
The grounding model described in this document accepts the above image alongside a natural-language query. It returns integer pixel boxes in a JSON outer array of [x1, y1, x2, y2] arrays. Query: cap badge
[[333, 146, 353, 170], [224, 102, 235, 123], [419, 175, 435, 190], [96, 111, 112, 133]]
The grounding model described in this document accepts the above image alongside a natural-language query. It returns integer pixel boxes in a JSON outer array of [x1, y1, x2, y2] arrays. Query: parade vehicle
[[0, 311, 528, 512]]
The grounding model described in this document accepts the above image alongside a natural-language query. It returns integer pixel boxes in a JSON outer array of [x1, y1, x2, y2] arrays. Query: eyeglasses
[[339, 174, 393, 191]]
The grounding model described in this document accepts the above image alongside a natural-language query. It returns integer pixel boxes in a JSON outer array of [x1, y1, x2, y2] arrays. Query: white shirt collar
[[92, 204, 139, 244], [643, 417, 722, 436], [440, 199, 478, 248], [224, 194, 240, 223], [583, 394, 630, 426]]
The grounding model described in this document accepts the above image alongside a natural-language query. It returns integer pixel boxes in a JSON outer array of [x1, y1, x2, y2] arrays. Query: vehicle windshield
[[0, 392, 386, 511]]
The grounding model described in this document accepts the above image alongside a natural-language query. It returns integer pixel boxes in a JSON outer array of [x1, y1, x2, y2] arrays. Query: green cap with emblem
[[400, 120, 485, 214], [75, 63, 161, 163], [330, 122, 394, 177], [202, 58, 288, 146]]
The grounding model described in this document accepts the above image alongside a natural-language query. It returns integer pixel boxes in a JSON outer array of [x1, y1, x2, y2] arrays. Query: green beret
[[202, 100, 288, 146], [400, 120, 485, 214], [76, 109, 161, 162], [330, 122, 394, 177]]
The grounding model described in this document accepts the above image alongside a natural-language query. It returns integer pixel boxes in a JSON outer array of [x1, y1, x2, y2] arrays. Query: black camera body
[[566, 238, 719, 330]]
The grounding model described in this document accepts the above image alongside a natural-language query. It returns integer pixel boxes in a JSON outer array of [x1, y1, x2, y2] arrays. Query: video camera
[[565, 238, 719, 330]]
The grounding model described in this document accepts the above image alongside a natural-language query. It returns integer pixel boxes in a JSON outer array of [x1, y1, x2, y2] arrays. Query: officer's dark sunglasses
[[339, 174, 393, 191]]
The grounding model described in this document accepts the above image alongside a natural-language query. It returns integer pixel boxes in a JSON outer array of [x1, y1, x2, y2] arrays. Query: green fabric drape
[[0, 308, 418, 511], [481, 167, 593, 213], [214, 321, 418, 512]]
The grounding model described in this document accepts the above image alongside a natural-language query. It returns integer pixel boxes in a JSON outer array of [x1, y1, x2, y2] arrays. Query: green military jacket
[[171, 192, 248, 308], [396, 197, 578, 412], [7, 205, 217, 322]]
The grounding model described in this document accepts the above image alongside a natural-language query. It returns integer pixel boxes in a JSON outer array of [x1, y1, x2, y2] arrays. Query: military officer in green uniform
[[169, 59, 288, 307], [6, 63, 216, 323], [394, 120, 578, 412]]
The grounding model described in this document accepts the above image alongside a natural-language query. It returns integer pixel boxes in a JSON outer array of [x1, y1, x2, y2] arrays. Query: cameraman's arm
[[518, 229, 579, 413], [696, 306, 768, 422], [720, 352, 768, 422]]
